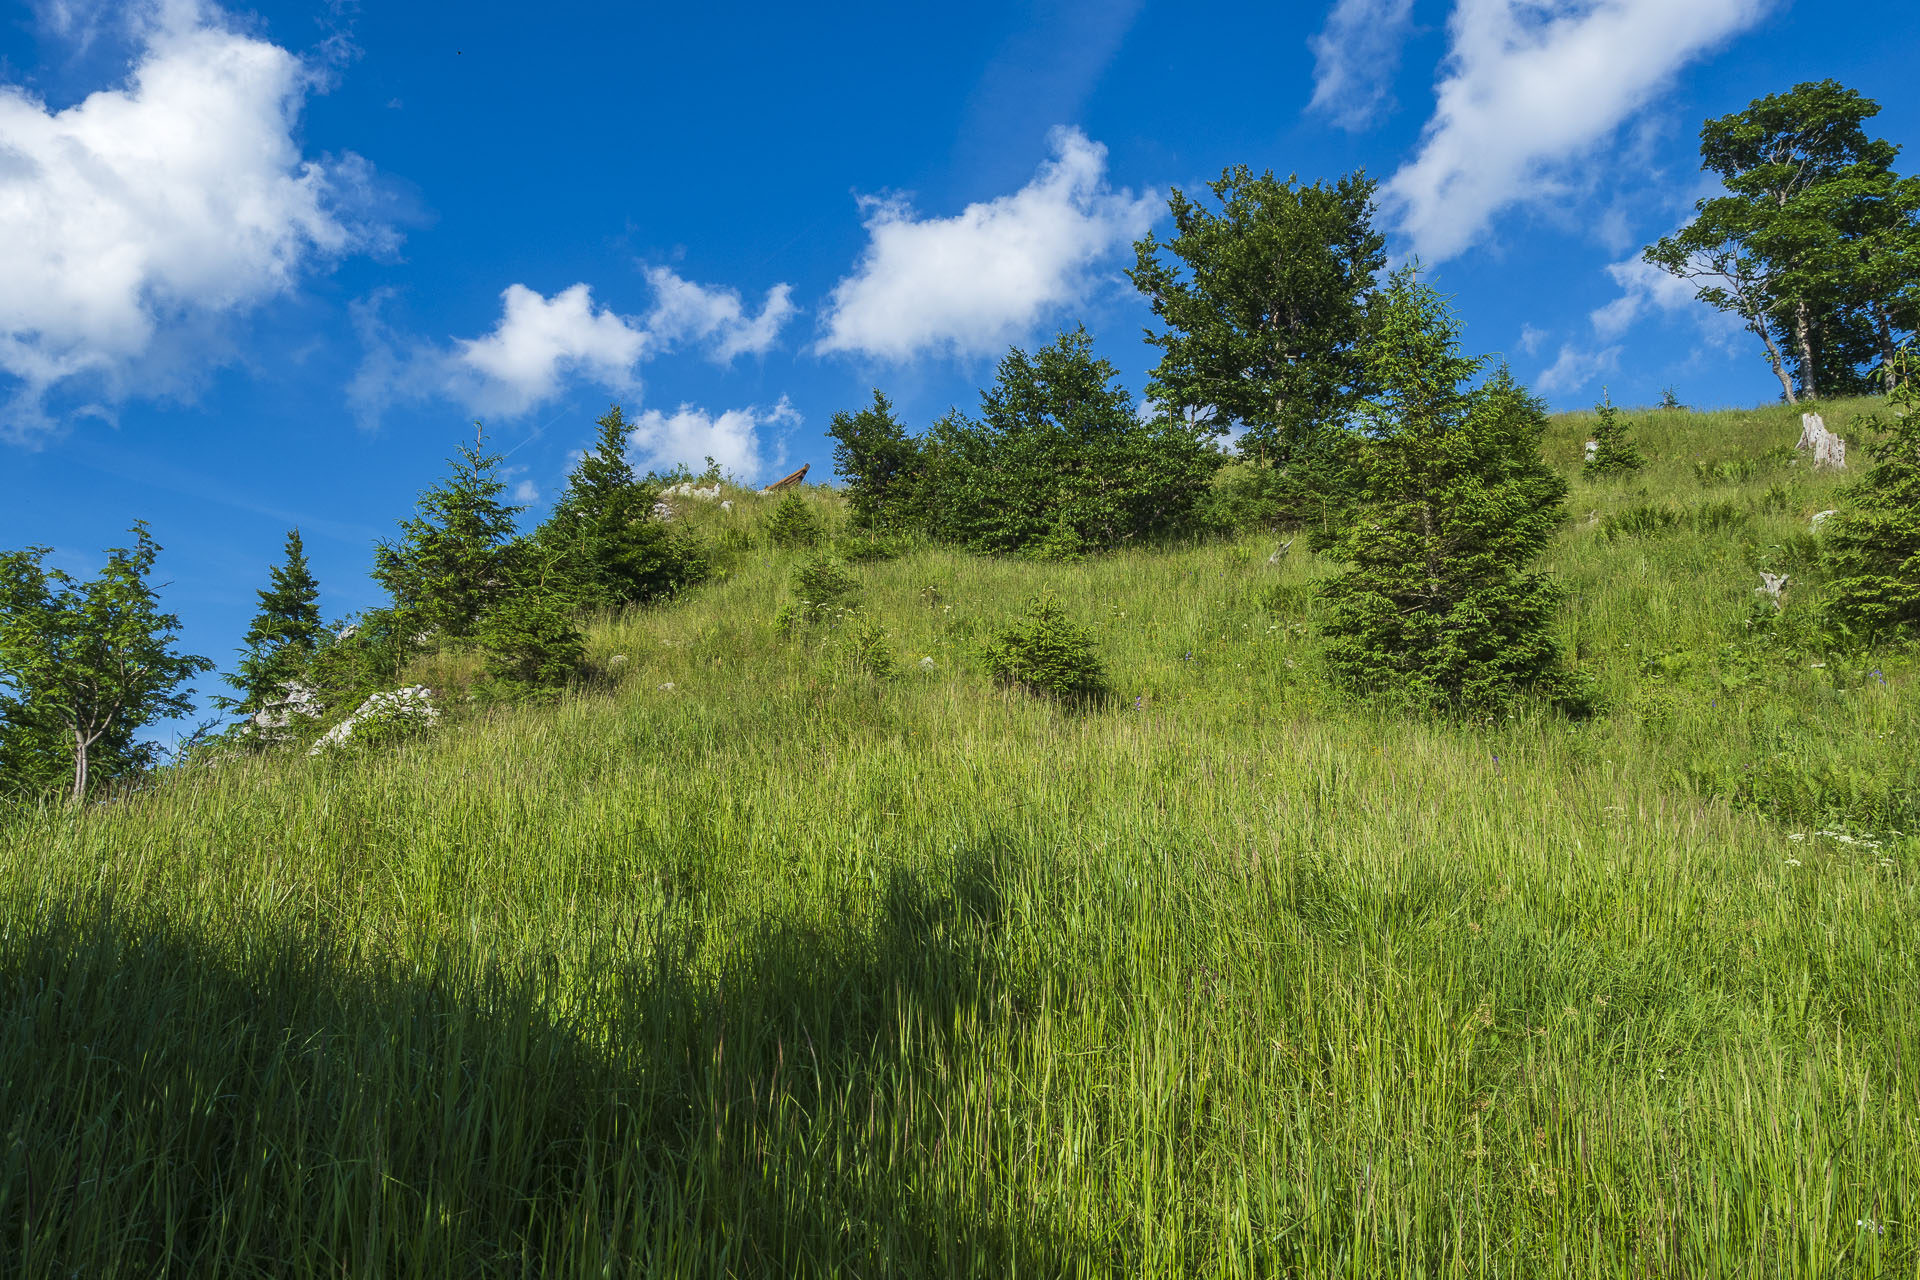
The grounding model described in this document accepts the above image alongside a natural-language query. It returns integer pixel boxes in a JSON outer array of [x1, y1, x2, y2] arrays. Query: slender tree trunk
[[1750, 319, 1799, 403], [1792, 299, 1820, 401], [70, 728, 88, 806]]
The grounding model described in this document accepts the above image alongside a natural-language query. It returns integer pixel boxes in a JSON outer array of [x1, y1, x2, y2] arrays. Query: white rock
[[245, 682, 324, 738], [657, 681, 676, 691], [918, 656, 936, 671], [1584, 440, 1599, 462], [1796, 413, 1845, 470], [720, 500, 733, 512], [1755, 571, 1789, 608], [1811, 509, 1838, 531], [608, 654, 628, 665], [309, 686, 439, 756]]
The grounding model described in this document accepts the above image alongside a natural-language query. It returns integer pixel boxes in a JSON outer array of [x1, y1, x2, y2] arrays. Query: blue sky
[[1, 0, 1914, 733]]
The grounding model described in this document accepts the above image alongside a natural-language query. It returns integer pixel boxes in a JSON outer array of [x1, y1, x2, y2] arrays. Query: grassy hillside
[[2, 397, 1915, 1276]]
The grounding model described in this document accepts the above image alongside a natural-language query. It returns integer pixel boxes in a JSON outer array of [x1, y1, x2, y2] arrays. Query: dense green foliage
[[1583, 393, 1645, 478], [533, 406, 708, 609], [921, 329, 1216, 558], [0, 523, 211, 803], [1320, 273, 1571, 711], [827, 390, 922, 531], [1130, 166, 1382, 522], [220, 529, 327, 718], [372, 431, 522, 643], [1646, 79, 1918, 400], [764, 492, 823, 548], [979, 592, 1109, 704], [1825, 359, 1920, 641]]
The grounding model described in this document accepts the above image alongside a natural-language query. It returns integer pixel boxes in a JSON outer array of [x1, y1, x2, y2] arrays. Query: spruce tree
[[1824, 356, 1920, 641], [1320, 271, 1570, 711], [827, 390, 923, 531], [372, 427, 522, 642], [534, 405, 707, 608], [1584, 391, 1645, 478], [222, 528, 327, 715]]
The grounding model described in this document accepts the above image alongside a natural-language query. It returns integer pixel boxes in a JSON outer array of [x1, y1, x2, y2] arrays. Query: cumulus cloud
[[643, 267, 795, 361], [452, 284, 648, 418], [816, 127, 1156, 362], [626, 396, 800, 480], [1307, 0, 1416, 131], [1381, 0, 1770, 263], [1517, 322, 1548, 356], [352, 267, 794, 427], [0, 0, 392, 439], [1535, 342, 1621, 395]]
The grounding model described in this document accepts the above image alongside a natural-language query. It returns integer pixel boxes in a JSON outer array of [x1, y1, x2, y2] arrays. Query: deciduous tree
[[0, 523, 212, 803]]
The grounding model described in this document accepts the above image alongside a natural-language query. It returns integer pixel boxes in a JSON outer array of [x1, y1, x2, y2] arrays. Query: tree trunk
[[1750, 319, 1799, 404], [1792, 299, 1820, 401], [70, 729, 88, 806]]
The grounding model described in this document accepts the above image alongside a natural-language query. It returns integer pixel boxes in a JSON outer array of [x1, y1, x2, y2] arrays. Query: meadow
[[1, 396, 1914, 1276]]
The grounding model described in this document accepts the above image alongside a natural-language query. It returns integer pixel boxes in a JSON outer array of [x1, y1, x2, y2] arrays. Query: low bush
[[980, 593, 1109, 704]]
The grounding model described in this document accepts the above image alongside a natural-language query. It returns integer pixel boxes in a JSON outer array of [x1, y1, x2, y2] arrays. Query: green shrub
[[980, 593, 1109, 704], [836, 530, 910, 563], [765, 494, 822, 549], [844, 616, 898, 678], [478, 581, 584, 693], [786, 556, 859, 626], [1825, 359, 1920, 643], [1602, 502, 1684, 540]]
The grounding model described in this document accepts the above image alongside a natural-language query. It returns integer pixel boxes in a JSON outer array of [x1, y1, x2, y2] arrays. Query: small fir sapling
[[765, 493, 823, 548], [1584, 390, 1645, 478], [980, 592, 1110, 704]]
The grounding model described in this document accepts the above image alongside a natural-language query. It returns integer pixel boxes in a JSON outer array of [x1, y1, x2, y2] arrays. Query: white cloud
[[1535, 342, 1621, 396], [1517, 322, 1548, 356], [816, 127, 1156, 361], [512, 479, 540, 504], [452, 284, 649, 418], [643, 267, 795, 361], [0, 0, 392, 439], [626, 396, 799, 481], [352, 267, 794, 427], [1307, 0, 1416, 131], [1381, 0, 1770, 263]]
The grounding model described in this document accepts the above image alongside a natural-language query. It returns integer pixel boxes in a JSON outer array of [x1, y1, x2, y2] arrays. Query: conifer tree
[[1320, 271, 1570, 711], [1584, 391, 1645, 478], [372, 427, 522, 642], [1824, 353, 1920, 641], [827, 390, 923, 530], [221, 528, 327, 715], [534, 405, 707, 608]]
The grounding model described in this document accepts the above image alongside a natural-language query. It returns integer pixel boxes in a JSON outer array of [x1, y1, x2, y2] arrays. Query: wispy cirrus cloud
[[1307, 0, 1417, 131]]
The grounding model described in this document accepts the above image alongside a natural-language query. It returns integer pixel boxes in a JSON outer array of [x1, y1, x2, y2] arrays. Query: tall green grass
[[1, 396, 1914, 1276]]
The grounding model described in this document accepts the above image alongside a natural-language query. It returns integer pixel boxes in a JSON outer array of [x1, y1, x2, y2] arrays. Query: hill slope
[[2, 397, 1915, 1276]]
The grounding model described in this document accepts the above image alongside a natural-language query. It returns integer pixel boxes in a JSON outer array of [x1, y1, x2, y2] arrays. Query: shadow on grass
[[0, 843, 1084, 1277]]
